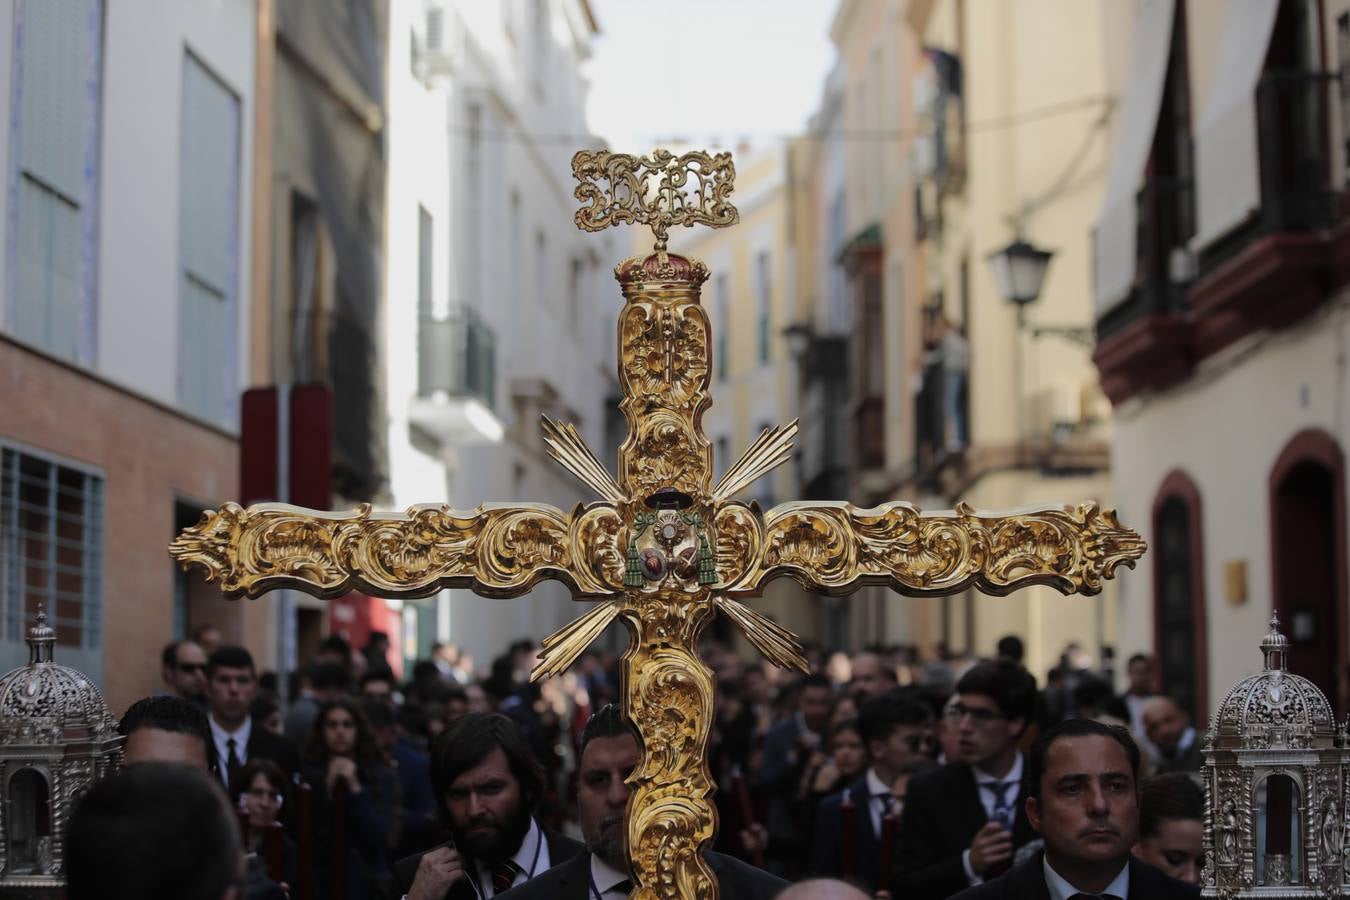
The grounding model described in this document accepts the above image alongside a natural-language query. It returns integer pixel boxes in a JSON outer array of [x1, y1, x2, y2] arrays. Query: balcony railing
[[1256, 70, 1337, 233], [417, 307, 496, 411], [1094, 176, 1196, 341]]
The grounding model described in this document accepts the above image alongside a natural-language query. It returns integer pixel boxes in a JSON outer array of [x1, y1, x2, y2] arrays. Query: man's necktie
[[608, 880, 633, 896], [984, 780, 1017, 829], [490, 860, 519, 895], [874, 791, 897, 818], [225, 737, 242, 787]]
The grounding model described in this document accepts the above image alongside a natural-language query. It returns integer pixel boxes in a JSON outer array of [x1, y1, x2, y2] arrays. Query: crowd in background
[[92, 625, 1208, 899]]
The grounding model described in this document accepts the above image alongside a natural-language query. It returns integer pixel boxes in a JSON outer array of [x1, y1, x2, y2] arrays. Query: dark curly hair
[[429, 713, 545, 828], [304, 697, 388, 770]]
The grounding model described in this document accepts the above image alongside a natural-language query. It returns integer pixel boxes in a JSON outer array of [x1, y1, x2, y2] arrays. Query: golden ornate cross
[[170, 148, 1145, 899]]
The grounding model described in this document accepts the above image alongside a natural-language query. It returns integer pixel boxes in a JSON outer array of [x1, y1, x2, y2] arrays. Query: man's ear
[[1008, 716, 1027, 739], [1025, 794, 1041, 833]]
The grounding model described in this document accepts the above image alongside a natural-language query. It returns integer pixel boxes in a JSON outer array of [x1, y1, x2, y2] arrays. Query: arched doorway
[[1270, 430, 1347, 704], [1152, 471, 1208, 722]]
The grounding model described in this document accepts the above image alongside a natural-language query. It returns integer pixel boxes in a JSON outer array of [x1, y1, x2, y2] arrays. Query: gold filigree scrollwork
[[716, 500, 1145, 598], [169, 501, 623, 599], [623, 594, 718, 900], [572, 149, 738, 250]]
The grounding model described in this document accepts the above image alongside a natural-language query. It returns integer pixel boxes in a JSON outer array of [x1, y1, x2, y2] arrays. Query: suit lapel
[[845, 776, 881, 849], [557, 851, 596, 900], [953, 765, 988, 833]]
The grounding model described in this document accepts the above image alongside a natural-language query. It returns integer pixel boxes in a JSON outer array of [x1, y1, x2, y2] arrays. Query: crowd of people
[[64, 626, 1211, 899]]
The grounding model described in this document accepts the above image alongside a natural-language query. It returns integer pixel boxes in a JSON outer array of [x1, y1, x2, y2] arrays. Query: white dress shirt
[[962, 752, 1025, 885], [589, 853, 632, 897], [477, 818, 550, 897], [865, 767, 897, 837], [208, 714, 251, 788], [1043, 856, 1130, 900]]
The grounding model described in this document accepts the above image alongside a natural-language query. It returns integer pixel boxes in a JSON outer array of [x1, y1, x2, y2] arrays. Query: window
[[177, 53, 242, 425], [418, 206, 433, 319], [715, 274, 730, 381], [755, 251, 772, 364], [7, 0, 103, 364], [1152, 472, 1207, 722], [1339, 13, 1350, 179], [1, 447, 103, 658], [568, 257, 584, 333], [715, 437, 731, 482]]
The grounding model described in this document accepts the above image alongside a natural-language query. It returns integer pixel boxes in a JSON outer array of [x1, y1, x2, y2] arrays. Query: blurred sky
[[584, 0, 840, 153]]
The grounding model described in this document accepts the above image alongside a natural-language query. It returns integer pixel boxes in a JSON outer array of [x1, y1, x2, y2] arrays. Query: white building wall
[[1111, 293, 1350, 716], [386, 0, 616, 666], [98, 0, 255, 418], [0, 0, 255, 420]]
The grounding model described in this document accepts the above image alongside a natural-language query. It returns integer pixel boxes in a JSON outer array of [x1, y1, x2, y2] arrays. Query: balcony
[[1096, 70, 1345, 406], [408, 308, 503, 446]]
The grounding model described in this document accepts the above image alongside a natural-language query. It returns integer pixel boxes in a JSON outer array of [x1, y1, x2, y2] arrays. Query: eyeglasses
[[943, 704, 1006, 725], [177, 663, 206, 674]]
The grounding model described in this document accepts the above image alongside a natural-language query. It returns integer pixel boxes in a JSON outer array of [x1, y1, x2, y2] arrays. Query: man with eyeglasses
[[161, 639, 208, 707], [810, 692, 936, 890], [893, 659, 1039, 899]]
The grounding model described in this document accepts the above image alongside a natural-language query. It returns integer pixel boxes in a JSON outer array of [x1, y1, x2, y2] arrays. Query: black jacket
[[949, 851, 1201, 900], [494, 851, 785, 900], [388, 827, 585, 900], [894, 763, 1037, 900], [809, 775, 888, 889], [211, 722, 302, 785]]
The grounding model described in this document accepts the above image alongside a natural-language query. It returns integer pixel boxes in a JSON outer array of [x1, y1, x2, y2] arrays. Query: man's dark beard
[[585, 815, 625, 869], [452, 801, 533, 865]]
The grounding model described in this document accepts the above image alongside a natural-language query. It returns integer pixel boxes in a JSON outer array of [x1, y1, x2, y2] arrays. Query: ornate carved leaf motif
[[169, 502, 622, 599], [572, 149, 738, 248], [715, 501, 1144, 598]]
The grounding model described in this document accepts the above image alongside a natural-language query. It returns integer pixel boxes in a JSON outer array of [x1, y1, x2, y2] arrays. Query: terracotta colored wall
[[1, 335, 272, 714]]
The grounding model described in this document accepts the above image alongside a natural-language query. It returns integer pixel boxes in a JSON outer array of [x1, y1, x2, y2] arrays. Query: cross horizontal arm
[[713, 499, 1145, 598], [169, 500, 625, 600]]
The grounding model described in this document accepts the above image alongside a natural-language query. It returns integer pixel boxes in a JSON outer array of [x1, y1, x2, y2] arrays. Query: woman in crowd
[[230, 759, 298, 889], [302, 697, 400, 900], [1133, 772, 1205, 885]]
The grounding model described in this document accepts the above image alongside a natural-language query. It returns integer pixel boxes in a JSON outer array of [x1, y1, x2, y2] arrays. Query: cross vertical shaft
[[612, 249, 720, 898]]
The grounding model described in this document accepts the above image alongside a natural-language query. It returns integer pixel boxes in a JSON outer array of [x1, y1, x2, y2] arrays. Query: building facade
[[1093, 0, 1350, 719], [886, 0, 1118, 680], [385, 0, 618, 667], [0, 0, 272, 711], [677, 146, 814, 645]]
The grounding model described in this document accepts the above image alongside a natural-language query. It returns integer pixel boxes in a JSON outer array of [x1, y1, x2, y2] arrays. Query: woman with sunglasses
[[301, 697, 400, 900], [230, 759, 299, 889]]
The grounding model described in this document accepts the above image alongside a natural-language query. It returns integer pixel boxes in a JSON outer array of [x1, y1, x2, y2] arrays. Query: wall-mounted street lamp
[[986, 238, 1094, 348]]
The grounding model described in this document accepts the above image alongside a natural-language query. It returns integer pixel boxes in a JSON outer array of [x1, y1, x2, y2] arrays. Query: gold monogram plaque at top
[[170, 149, 1147, 899]]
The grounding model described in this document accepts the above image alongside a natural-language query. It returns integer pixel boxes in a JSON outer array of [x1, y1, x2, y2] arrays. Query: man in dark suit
[[754, 672, 835, 873], [499, 704, 785, 900], [205, 646, 301, 788], [950, 718, 1199, 900], [809, 692, 935, 888], [1142, 696, 1202, 774], [894, 659, 1039, 899], [389, 712, 584, 899]]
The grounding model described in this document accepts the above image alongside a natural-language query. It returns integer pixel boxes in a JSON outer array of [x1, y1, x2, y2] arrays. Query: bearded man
[[498, 704, 784, 900], [390, 712, 584, 899]]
